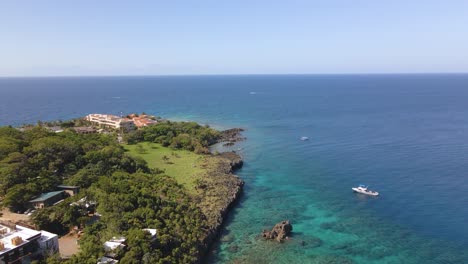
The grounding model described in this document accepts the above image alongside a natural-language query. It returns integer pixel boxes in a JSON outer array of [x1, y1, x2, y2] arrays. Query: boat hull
[[352, 188, 379, 196]]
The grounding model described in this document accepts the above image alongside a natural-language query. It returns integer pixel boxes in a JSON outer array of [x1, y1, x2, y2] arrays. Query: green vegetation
[[0, 126, 148, 212], [36, 118, 94, 129], [0, 120, 236, 264], [124, 121, 221, 154], [124, 142, 205, 191], [66, 172, 207, 264]]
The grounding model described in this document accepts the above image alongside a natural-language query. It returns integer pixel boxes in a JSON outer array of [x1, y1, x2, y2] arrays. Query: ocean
[[1, 74, 468, 263]]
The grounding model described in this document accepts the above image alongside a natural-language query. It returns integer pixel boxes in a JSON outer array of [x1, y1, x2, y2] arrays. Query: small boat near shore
[[352, 184, 379, 196], [300, 136, 309, 141]]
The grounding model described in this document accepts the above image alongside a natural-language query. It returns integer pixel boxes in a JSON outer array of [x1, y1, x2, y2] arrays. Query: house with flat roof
[[37, 230, 59, 256], [29, 191, 67, 209], [0, 222, 59, 263]]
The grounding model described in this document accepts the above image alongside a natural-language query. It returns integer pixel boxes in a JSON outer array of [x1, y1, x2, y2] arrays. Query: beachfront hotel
[[85, 114, 136, 131]]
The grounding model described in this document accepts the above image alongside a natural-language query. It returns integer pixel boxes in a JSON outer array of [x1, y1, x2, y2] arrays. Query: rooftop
[[132, 116, 158, 127], [142, 228, 157, 238], [29, 191, 64, 203], [103, 237, 126, 251], [0, 224, 41, 255], [87, 114, 132, 122], [97, 256, 119, 264], [38, 230, 57, 242], [57, 185, 79, 189], [73, 126, 96, 132], [47, 126, 64, 133]]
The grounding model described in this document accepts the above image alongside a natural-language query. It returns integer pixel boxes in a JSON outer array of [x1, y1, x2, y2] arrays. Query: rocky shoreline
[[199, 152, 244, 262], [196, 130, 246, 263], [219, 128, 246, 146]]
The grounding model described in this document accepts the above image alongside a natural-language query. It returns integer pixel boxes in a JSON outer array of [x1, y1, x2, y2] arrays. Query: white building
[[0, 222, 59, 263], [103, 237, 126, 252], [85, 114, 135, 131], [38, 230, 59, 256], [142, 229, 157, 241], [97, 256, 119, 264], [98, 229, 156, 263]]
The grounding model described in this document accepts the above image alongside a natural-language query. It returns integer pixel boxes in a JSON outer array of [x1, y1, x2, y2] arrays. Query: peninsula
[[0, 114, 245, 263]]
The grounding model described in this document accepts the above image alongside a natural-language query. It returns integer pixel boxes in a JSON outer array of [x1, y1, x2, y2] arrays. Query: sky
[[1, 0, 468, 76]]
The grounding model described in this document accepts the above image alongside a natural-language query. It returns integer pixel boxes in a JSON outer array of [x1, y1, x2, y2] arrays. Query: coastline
[[198, 152, 244, 262], [0, 116, 246, 263], [2, 75, 468, 263], [122, 123, 246, 263]]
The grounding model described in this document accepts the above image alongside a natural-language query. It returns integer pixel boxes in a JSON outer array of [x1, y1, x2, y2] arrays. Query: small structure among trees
[[56, 185, 80, 196], [29, 191, 68, 209]]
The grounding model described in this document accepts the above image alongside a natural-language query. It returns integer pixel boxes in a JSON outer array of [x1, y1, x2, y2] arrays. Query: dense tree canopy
[[66, 172, 207, 263], [125, 121, 221, 154], [0, 126, 148, 211], [0, 122, 219, 263]]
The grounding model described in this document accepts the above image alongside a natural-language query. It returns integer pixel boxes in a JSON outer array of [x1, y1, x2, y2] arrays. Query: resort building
[[128, 114, 158, 128], [85, 114, 135, 131], [0, 221, 59, 264], [29, 191, 67, 209]]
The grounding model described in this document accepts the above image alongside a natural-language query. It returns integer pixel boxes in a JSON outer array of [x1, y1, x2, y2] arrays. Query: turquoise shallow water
[[208, 130, 468, 264], [1, 75, 468, 263]]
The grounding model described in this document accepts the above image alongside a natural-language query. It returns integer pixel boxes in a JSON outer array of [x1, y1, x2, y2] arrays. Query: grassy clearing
[[123, 142, 206, 192]]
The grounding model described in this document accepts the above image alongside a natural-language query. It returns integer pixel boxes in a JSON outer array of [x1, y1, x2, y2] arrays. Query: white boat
[[352, 184, 379, 196], [300, 136, 309, 141]]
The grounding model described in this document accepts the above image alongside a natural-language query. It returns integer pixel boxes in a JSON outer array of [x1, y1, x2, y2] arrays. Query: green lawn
[[123, 142, 205, 192]]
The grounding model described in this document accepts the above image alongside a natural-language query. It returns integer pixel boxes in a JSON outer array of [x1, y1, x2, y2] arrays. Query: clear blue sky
[[1, 0, 467, 76]]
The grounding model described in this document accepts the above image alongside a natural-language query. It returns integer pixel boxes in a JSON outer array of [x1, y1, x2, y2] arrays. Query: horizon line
[[1, 72, 468, 79]]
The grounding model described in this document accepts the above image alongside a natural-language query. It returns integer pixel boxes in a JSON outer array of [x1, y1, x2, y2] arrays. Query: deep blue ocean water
[[1, 74, 468, 263]]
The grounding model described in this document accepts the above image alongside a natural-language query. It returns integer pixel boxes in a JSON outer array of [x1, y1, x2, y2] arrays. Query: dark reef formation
[[262, 220, 293, 242], [219, 128, 246, 146]]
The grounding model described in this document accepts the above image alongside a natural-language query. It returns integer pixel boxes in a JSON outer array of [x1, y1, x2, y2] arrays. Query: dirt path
[[59, 233, 80, 258], [0, 208, 30, 222]]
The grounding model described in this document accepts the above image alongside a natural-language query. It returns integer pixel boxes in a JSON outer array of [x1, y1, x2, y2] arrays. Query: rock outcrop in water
[[220, 128, 246, 146], [262, 220, 293, 242]]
